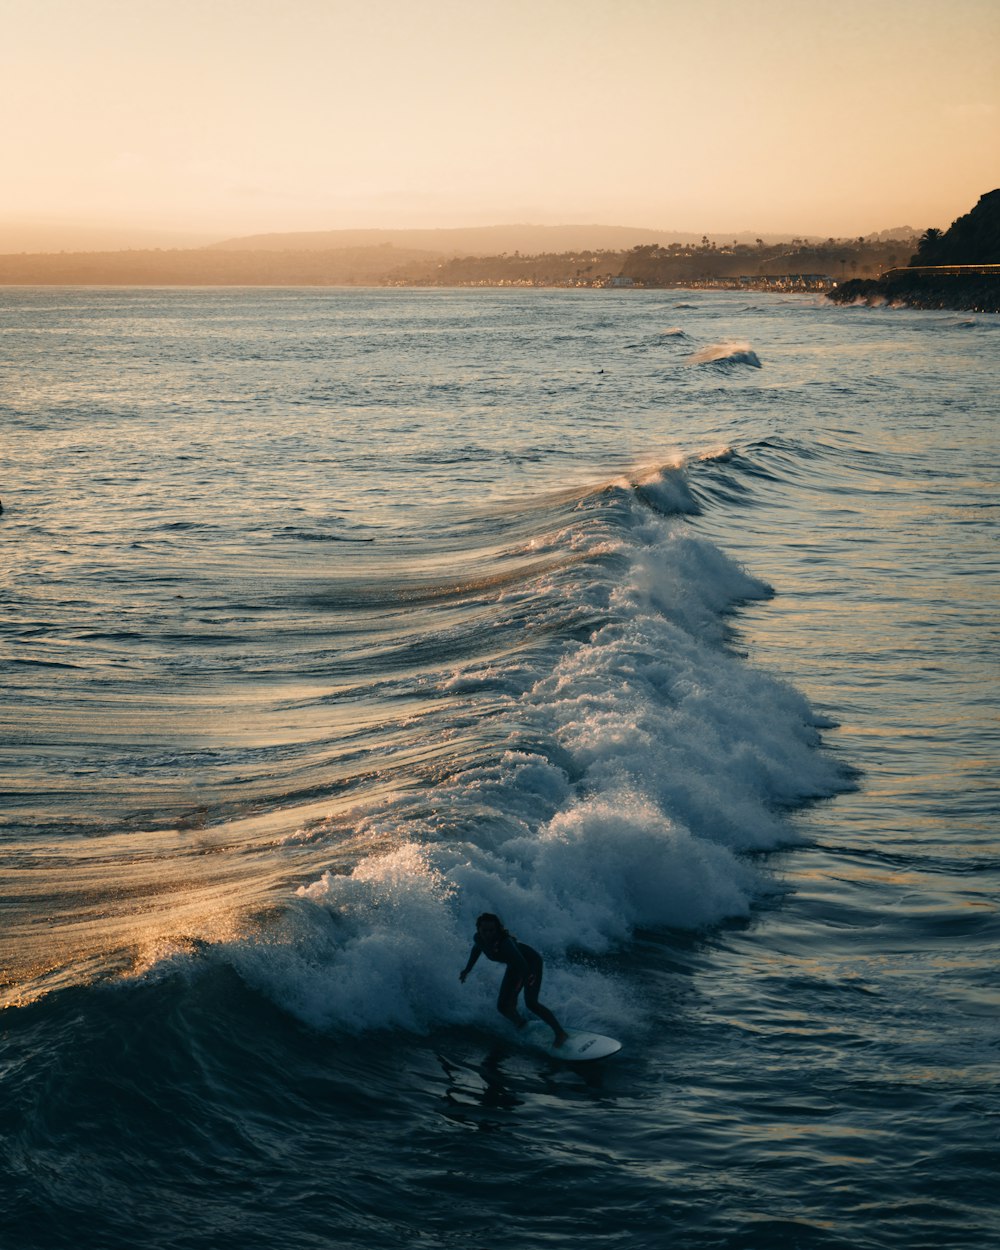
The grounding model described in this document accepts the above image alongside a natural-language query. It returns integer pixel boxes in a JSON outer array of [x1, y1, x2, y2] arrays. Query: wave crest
[[689, 342, 762, 368]]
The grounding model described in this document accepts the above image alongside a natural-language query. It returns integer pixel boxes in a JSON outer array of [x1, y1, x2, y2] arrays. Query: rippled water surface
[[1, 288, 997, 1249]]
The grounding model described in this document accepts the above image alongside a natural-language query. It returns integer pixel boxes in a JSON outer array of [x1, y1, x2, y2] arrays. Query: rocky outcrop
[[829, 269, 1000, 312]]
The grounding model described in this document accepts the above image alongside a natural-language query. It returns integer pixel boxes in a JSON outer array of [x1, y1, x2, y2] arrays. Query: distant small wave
[[623, 327, 690, 351], [7, 656, 83, 670], [408, 445, 496, 466], [689, 341, 762, 368], [277, 528, 375, 543]]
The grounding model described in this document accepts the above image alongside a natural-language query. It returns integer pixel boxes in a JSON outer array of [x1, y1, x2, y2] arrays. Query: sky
[[2, 0, 998, 248]]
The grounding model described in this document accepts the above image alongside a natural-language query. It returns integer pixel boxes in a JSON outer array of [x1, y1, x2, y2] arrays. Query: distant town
[[0, 233, 912, 291]]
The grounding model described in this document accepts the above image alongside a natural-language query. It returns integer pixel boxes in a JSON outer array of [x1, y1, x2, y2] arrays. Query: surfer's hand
[[459, 970, 468, 983]]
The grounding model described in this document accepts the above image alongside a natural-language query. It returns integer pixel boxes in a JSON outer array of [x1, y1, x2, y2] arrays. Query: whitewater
[[1, 288, 997, 1250]]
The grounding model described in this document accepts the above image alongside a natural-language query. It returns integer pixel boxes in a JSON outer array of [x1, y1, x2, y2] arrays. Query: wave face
[[1, 454, 848, 1020], [2, 288, 997, 1250]]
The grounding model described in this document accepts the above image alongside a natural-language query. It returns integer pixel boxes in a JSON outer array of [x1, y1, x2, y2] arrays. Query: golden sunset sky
[[3, 0, 998, 249]]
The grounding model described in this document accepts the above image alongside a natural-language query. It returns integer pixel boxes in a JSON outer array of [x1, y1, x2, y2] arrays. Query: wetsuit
[[462, 932, 562, 1034]]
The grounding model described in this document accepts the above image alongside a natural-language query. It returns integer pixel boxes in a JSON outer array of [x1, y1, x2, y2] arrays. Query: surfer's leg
[[526, 999, 562, 1032], [497, 966, 527, 1028], [524, 994, 562, 1033], [522, 960, 569, 1045]]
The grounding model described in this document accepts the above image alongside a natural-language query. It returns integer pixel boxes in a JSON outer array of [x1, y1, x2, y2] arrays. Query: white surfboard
[[527, 1023, 622, 1061]]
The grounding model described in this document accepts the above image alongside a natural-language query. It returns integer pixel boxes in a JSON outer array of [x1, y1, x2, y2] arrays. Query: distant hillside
[[207, 224, 751, 255], [0, 233, 913, 289], [867, 225, 918, 242], [0, 221, 926, 290]]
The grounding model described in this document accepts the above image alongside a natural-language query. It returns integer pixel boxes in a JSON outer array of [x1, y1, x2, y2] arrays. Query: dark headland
[[827, 190, 1000, 313]]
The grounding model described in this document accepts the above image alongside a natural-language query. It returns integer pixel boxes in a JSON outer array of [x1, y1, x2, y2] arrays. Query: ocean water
[[1, 287, 997, 1250]]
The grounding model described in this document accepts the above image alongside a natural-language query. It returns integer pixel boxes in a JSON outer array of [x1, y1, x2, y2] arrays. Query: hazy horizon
[[4, 0, 998, 252], [0, 218, 925, 257]]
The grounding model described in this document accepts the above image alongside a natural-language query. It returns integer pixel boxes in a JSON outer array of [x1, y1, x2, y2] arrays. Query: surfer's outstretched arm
[[459, 940, 482, 983]]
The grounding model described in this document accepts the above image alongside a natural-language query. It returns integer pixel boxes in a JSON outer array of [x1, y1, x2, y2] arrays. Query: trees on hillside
[[910, 191, 1000, 266]]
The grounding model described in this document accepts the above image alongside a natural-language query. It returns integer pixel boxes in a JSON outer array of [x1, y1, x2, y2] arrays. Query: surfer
[[459, 913, 569, 1048]]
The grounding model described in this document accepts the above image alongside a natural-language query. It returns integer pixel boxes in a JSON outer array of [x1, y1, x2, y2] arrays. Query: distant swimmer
[[459, 912, 569, 1048]]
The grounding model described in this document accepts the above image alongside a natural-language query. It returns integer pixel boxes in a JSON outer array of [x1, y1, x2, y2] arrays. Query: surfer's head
[[476, 913, 506, 941]]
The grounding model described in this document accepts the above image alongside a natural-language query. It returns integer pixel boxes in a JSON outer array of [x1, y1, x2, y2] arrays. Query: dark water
[[1, 289, 997, 1248]]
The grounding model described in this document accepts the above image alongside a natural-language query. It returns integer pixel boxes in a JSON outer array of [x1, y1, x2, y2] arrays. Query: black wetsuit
[[462, 932, 562, 1034]]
